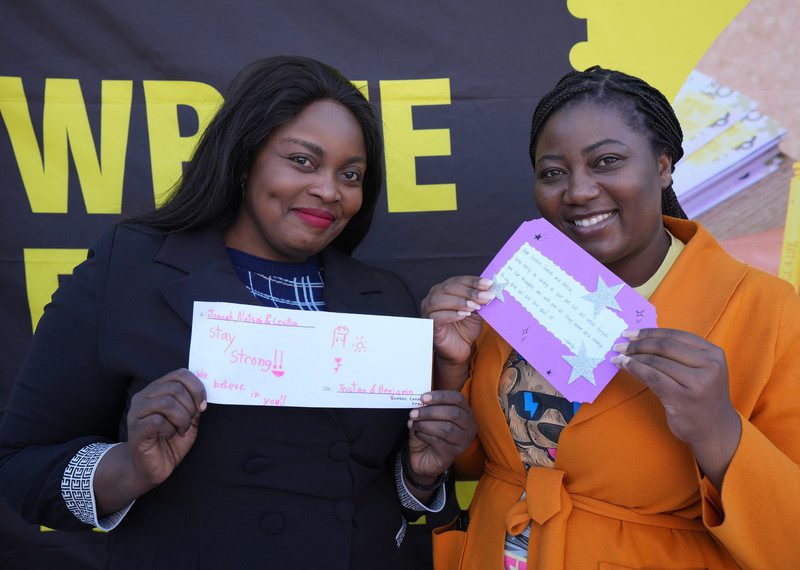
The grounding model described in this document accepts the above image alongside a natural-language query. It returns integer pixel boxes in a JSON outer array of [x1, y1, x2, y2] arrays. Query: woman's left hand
[[405, 390, 477, 489], [612, 328, 742, 489]]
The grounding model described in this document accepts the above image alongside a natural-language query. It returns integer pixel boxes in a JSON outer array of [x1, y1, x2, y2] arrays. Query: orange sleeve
[[454, 370, 488, 479], [701, 290, 800, 569], [454, 327, 489, 480]]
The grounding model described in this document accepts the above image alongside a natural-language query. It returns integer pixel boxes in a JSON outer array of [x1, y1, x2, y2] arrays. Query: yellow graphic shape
[[0, 77, 133, 214], [568, 0, 749, 102], [24, 248, 88, 331], [40, 525, 105, 533], [456, 480, 479, 509], [779, 162, 800, 291], [143, 81, 223, 206], [352, 80, 368, 100], [380, 78, 456, 213]]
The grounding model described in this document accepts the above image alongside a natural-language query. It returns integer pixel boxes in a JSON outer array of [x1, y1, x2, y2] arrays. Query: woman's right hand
[[94, 369, 207, 516], [125, 368, 207, 488], [421, 276, 494, 367]]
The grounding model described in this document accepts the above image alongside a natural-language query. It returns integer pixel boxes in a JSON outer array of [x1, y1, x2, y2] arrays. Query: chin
[[295, 241, 329, 258], [577, 242, 621, 268]]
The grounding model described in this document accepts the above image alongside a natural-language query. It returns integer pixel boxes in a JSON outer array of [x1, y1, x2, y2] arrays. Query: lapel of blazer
[[320, 247, 385, 315], [156, 233, 388, 323], [568, 218, 748, 427], [156, 230, 258, 327]]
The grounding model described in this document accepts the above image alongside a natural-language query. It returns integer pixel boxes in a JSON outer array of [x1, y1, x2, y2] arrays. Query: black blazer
[[0, 225, 423, 569]]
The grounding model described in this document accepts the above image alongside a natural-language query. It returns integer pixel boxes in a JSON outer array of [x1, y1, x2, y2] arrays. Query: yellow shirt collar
[[633, 228, 685, 301]]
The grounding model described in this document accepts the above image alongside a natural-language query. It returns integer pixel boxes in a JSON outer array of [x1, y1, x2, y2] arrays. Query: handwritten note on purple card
[[480, 219, 657, 403]]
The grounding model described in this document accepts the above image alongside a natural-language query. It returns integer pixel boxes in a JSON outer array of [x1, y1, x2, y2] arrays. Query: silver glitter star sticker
[[582, 276, 624, 318], [562, 343, 604, 386], [488, 275, 507, 302]]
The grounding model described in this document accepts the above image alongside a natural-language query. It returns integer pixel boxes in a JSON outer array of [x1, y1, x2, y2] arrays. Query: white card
[[188, 301, 433, 408]]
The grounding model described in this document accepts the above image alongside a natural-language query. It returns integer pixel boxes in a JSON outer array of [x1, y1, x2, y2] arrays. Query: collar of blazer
[[568, 216, 749, 427], [153, 229, 386, 327]]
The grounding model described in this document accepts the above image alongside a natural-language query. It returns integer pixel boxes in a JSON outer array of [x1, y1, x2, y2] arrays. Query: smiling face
[[533, 100, 673, 286], [224, 99, 366, 262]]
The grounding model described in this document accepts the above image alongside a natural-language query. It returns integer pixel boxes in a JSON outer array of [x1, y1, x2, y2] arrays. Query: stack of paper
[[672, 70, 786, 218]]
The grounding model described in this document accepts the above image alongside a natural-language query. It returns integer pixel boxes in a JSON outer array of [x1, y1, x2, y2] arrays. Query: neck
[[610, 227, 670, 287]]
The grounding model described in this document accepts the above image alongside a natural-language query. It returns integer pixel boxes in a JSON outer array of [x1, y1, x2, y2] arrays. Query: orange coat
[[433, 219, 800, 569]]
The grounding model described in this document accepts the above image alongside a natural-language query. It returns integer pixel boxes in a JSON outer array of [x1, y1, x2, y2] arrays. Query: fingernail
[[612, 342, 629, 354], [478, 278, 493, 288], [611, 354, 630, 368], [421, 393, 433, 403], [477, 291, 494, 302], [622, 329, 640, 339], [200, 400, 208, 412], [407, 419, 414, 428], [466, 300, 480, 311], [409, 409, 419, 419], [457, 310, 472, 317]]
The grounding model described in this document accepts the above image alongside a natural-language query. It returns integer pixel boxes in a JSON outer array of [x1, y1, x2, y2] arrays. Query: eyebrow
[[536, 138, 627, 166], [281, 137, 366, 165], [282, 137, 325, 157], [581, 138, 627, 156]]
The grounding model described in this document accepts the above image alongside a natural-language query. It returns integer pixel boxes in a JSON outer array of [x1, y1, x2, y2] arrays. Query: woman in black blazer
[[0, 56, 475, 569]]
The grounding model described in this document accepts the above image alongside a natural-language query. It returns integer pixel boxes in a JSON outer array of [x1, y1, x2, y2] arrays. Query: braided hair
[[529, 66, 688, 219]]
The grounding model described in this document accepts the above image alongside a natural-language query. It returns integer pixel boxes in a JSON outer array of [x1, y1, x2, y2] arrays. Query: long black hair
[[529, 66, 688, 219], [127, 55, 383, 254]]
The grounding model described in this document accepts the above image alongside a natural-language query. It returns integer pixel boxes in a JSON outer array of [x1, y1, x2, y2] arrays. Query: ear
[[657, 151, 673, 190]]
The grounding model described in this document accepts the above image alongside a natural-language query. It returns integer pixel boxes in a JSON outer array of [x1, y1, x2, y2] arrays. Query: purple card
[[480, 219, 657, 403]]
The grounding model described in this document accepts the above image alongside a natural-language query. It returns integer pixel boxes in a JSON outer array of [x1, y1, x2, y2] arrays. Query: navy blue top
[[227, 248, 326, 311]]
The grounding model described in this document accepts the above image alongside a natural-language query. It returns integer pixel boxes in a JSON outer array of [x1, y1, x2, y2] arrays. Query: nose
[[307, 173, 339, 203], [564, 170, 600, 205]]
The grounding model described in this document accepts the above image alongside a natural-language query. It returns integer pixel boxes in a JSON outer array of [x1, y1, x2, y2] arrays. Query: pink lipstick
[[294, 208, 334, 229]]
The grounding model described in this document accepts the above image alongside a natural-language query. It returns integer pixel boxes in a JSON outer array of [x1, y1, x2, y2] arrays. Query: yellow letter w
[[0, 77, 132, 213]]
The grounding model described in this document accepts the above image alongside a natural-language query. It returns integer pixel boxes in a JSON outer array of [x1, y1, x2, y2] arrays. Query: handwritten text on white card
[[188, 302, 433, 408]]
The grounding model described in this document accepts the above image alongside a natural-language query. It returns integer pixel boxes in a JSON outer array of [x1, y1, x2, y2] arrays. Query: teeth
[[573, 212, 612, 227]]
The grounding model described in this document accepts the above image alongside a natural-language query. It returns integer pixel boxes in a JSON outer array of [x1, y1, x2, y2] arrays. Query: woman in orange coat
[[421, 67, 800, 569]]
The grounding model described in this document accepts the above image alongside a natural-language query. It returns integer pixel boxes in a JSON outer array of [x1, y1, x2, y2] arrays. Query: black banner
[[0, 1, 584, 566]]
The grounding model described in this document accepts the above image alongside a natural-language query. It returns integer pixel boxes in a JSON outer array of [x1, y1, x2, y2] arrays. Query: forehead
[[535, 99, 649, 154], [271, 99, 365, 153]]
